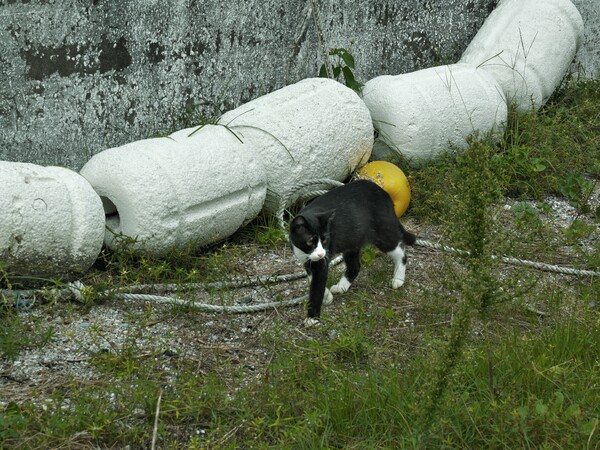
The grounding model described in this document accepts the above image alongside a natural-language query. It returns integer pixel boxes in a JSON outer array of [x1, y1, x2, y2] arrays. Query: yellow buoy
[[356, 161, 411, 217]]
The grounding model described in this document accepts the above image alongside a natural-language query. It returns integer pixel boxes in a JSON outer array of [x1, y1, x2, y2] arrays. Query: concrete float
[[461, 0, 584, 111], [362, 63, 508, 167], [0, 162, 105, 278], [1, 0, 590, 277], [219, 77, 374, 212], [80, 124, 267, 256]]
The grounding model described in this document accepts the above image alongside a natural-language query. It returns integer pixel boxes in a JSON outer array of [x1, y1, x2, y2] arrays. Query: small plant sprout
[[319, 47, 363, 92]]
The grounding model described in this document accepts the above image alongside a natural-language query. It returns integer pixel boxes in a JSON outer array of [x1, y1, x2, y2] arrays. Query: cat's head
[[289, 211, 334, 263]]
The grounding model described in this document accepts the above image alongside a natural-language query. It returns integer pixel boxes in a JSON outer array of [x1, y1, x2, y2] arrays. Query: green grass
[[237, 318, 599, 448], [0, 312, 55, 362], [1, 79, 599, 449], [411, 79, 600, 221]]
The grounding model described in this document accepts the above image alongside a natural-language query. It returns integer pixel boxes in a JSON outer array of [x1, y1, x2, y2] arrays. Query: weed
[[414, 141, 507, 433], [319, 47, 363, 92], [234, 211, 288, 246], [563, 219, 597, 242], [1, 79, 599, 450], [511, 202, 543, 228], [177, 77, 234, 129], [558, 171, 596, 211], [501, 80, 599, 199], [0, 312, 55, 360], [0, 263, 10, 291]]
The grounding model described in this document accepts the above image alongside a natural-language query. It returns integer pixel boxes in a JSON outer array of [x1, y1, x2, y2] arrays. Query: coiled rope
[[414, 239, 600, 277], [276, 179, 599, 278], [2, 179, 598, 312], [275, 178, 344, 230]]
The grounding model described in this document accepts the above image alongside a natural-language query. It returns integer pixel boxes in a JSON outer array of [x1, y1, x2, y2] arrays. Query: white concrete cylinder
[[361, 63, 507, 167], [218, 77, 373, 212], [80, 124, 267, 256], [0, 162, 105, 278], [460, 0, 584, 111]]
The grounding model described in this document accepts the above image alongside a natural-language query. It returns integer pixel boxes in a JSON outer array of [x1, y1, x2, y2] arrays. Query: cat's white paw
[[330, 277, 351, 294], [392, 278, 405, 289], [323, 288, 334, 305], [303, 317, 321, 328]]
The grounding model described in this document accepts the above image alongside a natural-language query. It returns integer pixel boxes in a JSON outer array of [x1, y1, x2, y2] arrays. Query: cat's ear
[[316, 210, 335, 228], [290, 215, 307, 230]]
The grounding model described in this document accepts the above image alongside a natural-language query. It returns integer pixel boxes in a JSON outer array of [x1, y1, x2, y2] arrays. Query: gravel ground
[[1, 186, 598, 408]]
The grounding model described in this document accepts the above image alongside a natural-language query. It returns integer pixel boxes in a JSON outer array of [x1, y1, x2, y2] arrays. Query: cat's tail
[[400, 223, 417, 246]]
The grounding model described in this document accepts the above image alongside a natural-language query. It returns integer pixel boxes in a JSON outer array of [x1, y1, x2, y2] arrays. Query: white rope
[[111, 292, 308, 313], [67, 280, 86, 302], [1, 256, 344, 313], [415, 239, 600, 277], [275, 178, 344, 229], [3, 180, 597, 313], [280, 179, 599, 278], [102, 255, 344, 312], [59, 272, 314, 313], [108, 271, 309, 294]]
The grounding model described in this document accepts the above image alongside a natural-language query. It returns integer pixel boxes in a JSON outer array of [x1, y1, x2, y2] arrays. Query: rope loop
[[1, 179, 597, 316], [275, 178, 344, 230]]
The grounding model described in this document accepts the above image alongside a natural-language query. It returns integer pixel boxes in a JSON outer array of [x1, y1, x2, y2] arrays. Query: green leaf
[[579, 418, 598, 436], [347, 79, 364, 92], [339, 49, 355, 69], [341, 66, 363, 92], [550, 392, 564, 414], [563, 403, 581, 420], [530, 158, 547, 172], [535, 400, 548, 417], [341, 66, 356, 83], [318, 64, 328, 78]]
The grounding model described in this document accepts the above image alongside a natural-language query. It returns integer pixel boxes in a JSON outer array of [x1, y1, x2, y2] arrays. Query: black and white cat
[[289, 179, 416, 326]]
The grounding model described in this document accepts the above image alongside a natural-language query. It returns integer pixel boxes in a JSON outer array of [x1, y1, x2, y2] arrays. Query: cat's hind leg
[[387, 244, 407, 289], [331, 251, 360, 294]]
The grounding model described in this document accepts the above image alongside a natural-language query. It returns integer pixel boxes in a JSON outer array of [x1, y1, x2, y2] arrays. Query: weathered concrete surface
[[362, 63, 507, 166], [219, 78, 373, 212], [0, 0, 598, 170], [80, 125, 267, 256], [0, 161, 104, 278], [461, 0, 584, 111], [572, 0, 600, 79]]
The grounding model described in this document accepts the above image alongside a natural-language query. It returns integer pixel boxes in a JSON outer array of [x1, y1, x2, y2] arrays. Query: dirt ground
[[1, 191, 598, 409]]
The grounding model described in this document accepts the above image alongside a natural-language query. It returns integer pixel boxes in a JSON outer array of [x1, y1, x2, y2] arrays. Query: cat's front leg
[[305, 259, 329, 325], [304, 261, 333, 305], [322, 288, 333, 305]]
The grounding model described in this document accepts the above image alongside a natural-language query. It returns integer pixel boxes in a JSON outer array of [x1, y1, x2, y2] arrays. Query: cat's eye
[[306, 238, 313, 246]]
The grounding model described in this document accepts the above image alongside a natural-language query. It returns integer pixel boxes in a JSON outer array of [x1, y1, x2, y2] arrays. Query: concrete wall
[[0, 0, 598, 170], [572, 0, 600, 79]]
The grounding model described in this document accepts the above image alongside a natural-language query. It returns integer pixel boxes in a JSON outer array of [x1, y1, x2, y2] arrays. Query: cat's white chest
[[292, 244, 309, 263], [292, 240, 326, 263]]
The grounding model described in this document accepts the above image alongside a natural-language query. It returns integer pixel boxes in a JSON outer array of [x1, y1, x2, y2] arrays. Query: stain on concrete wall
[[0, 0, 597, 170]]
